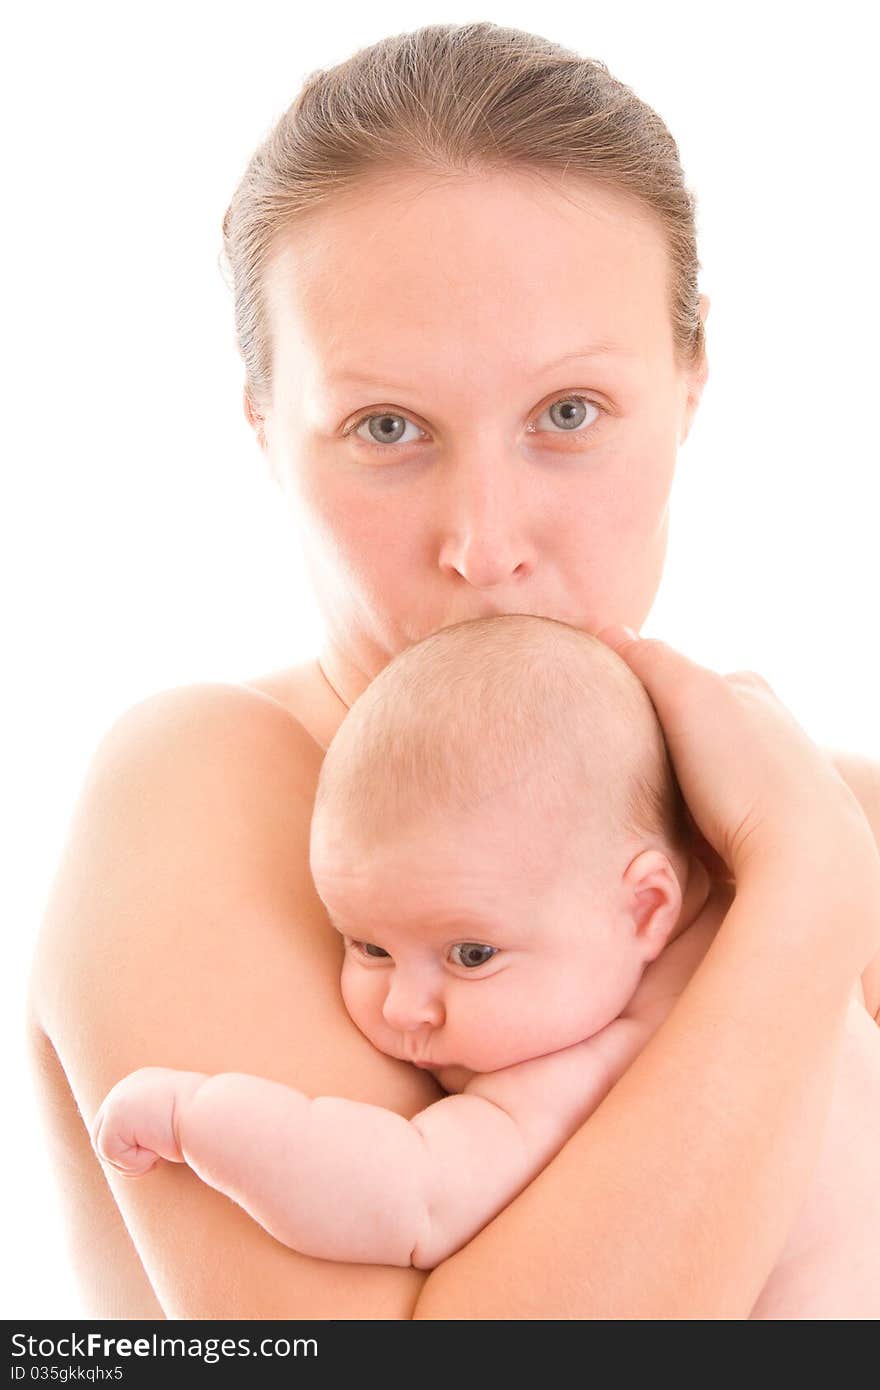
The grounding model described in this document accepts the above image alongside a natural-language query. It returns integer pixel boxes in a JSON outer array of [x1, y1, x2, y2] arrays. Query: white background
[[4, 0, 878, 1318]]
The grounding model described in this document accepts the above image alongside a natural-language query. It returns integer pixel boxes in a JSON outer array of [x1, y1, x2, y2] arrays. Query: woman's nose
[[381, 972, 445, 1031], [436, 454, 537, 590]]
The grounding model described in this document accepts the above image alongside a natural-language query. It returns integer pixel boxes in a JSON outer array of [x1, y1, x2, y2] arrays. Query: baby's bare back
[[629, 892, 880, 1319]]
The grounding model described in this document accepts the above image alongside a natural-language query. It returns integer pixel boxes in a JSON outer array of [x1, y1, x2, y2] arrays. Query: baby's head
[[310, 615, 696, 1073]]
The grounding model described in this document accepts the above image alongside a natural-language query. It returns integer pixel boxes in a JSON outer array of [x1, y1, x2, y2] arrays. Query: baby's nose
[[381, 973, 445, 1031]]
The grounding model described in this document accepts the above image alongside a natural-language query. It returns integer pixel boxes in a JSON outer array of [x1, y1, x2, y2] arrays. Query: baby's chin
[[362, 1020, 601, 1074], [402, 1042, 554, 1074], [388, 1044, 521, 1074], [455, 1024, 613, 1073]]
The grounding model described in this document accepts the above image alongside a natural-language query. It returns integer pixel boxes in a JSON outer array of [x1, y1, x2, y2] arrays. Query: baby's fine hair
[[313, 615, 692, 862]]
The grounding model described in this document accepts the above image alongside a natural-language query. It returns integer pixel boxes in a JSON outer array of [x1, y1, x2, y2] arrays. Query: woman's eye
[[351, 412, 424, 450], [532, 394, 601, 435], [450, 942, 498, 969], [347, 394, 602, 454], [350, 940, 391, 959]]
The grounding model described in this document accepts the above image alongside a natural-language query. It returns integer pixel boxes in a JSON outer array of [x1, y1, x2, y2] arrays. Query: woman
[[27, 22, 880, 1319]]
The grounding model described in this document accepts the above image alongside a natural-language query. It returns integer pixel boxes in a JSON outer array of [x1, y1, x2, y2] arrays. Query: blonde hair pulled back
[[220, 21, 705, 418]]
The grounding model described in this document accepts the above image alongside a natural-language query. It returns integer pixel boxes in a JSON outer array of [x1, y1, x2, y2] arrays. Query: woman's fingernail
[[595, 624, 639, 648]]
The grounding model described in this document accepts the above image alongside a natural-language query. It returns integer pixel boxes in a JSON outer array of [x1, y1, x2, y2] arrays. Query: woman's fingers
[[594, 625, 704, 683], [723, 669, 773, 688], [594, 625, 880, 965], [593, 626, 721, 732], [593, 626, 738, 857], [594, 623, 869, 868]]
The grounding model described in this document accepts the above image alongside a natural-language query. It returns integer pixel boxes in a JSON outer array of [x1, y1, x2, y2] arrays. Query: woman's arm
[[416, 857, 861, 1318], [29, 668, 879, 1320], [828, 749, 880, 1015], [413, 638, 880, 1319], [27, 685, 440, 1319]]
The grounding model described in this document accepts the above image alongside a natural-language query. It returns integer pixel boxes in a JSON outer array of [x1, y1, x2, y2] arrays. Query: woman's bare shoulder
[[828, 748, 880, 835], [28, 678, 441, 1318], [97, 676, 327, 787], [30, 679, 330, 998], [828, 749, 880, 1016]]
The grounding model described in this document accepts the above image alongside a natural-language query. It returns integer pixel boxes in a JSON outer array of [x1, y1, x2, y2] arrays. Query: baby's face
[[311, 791, 653, 1074]]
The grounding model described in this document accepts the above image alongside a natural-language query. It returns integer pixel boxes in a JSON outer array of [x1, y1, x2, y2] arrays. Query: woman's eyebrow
[[544, 341, 631, 366], [328, 342, 631, 389]]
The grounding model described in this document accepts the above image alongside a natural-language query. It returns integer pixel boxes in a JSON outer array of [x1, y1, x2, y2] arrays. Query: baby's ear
[[620, 850, 683, 961]]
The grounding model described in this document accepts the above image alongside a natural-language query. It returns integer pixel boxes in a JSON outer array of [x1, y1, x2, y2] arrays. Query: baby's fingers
[[91, 1093, 163, 1176], [90, 1067, 203, 1176]]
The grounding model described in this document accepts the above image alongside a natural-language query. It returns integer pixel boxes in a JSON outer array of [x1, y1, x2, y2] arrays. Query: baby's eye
[[450, 943, 498, 969], [350, 940, 390, 959]]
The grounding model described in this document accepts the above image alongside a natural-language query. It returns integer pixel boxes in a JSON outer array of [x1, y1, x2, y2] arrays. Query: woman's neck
[[318, 643, 373, 715]]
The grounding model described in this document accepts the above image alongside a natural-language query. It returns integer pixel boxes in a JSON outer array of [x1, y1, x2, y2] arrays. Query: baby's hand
[[91, 1066, 209, 1177]]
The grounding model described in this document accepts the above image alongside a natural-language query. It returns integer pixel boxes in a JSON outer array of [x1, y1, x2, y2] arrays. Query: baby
[[91, 615, 880, 1316]]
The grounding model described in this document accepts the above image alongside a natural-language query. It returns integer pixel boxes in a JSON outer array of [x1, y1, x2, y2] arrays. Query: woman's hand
[[595, 627, 880, 965], [596, 628, 869, 867]]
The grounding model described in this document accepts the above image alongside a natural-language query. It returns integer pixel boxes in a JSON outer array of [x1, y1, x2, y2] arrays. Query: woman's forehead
[[264, 170, 674, 381]]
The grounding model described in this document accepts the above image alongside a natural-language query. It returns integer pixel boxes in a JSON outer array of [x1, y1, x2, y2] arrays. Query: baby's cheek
[[340, 962, 383, 1038], [471, 986, 587, 1066], [339, 960, 364, 1020], [453, 995, 540, 1071]]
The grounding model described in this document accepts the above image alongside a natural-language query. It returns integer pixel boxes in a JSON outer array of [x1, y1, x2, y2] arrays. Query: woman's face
[[254, 169, 708, 696]]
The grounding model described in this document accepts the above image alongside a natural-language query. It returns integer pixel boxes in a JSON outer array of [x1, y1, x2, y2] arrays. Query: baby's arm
[[92, 1067, 535, 1268], [92, 1019, 651, 1271], [414, 1016, 655, 1266]]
